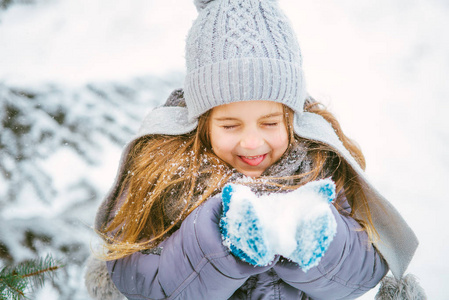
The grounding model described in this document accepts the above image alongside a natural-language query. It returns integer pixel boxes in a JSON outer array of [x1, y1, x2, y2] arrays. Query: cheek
[[271, 128, 289, 155], [210, 129, 234, 158]]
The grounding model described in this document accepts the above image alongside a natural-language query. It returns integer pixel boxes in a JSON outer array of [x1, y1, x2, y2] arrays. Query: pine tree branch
[[1, 278, 25, 297], [20, 265, 60, 279], [0, 273, 26, 300], [0, 254, 63, 299]]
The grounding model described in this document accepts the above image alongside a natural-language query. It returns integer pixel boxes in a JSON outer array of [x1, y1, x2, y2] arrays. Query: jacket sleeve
[[273, 204, 388, 300], [107, 196, 276, 300]]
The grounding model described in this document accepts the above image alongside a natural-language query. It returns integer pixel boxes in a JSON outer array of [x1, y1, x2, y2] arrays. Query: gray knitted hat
[[185, 0, 306, 120]]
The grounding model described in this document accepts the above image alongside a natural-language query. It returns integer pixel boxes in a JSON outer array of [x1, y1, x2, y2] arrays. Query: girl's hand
[[219, 179, 337, 271], [284, 180, 337, 271], [193, 194, 278, 277], [220, 184, 275, 266]]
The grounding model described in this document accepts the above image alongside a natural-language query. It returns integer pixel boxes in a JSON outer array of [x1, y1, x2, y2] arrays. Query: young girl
[[86, 0, 424, 299]]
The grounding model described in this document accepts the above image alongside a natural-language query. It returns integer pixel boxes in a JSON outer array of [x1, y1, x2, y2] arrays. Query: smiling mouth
[[238, 154, 267, 166]]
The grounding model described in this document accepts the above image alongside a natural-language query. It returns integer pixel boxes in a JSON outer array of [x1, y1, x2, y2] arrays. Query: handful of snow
[[220, 178, 337, 271]]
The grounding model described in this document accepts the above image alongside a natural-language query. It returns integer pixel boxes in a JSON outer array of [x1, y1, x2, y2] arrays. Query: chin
[[239, 169, 264, 178]]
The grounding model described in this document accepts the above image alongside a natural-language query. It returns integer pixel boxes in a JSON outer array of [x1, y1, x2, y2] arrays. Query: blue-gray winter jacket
[[107, 194, 388, 300]]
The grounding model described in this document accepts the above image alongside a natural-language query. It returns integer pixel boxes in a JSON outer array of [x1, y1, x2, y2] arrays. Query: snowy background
[[0, 0, 448, 299]]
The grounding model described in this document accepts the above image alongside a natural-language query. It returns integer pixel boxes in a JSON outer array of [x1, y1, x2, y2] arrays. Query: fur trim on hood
[[84, 256, 124, 300], [376, 274, 426, 300]]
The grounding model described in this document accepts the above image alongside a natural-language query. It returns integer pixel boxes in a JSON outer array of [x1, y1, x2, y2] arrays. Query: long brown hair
[[99, 99, 377, 260]]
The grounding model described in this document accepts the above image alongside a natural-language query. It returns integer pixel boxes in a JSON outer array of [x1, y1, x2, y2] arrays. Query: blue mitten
[[220, 184, 275, 266], [220, 178, 337, 271], [284, 179, 337, 271]]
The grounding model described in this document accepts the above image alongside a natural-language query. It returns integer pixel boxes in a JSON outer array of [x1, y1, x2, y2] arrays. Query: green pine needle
[[0, 254, 63, 300]]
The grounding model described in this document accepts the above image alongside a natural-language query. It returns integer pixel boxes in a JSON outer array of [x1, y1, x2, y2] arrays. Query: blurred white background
[[1, 0, 448, 298]]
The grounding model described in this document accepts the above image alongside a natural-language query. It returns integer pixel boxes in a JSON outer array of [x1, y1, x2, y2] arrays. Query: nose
[[240, 128, 264, 150]]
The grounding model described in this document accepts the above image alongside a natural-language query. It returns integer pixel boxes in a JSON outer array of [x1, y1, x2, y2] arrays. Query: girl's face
[[209, 100, 289, 177]]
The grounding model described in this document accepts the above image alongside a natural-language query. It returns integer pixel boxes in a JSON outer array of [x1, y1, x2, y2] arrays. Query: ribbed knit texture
[[185, 0, 306, 120]]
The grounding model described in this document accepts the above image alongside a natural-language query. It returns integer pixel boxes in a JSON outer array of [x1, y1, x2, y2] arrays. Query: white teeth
[[243, 155, 262, 159]]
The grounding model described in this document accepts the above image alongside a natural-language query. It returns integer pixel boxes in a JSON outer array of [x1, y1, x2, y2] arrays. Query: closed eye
[[222, 125, 238, 130], [263, 122, 279, 127]]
